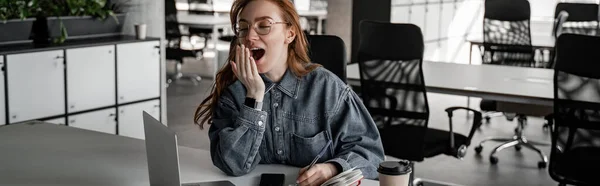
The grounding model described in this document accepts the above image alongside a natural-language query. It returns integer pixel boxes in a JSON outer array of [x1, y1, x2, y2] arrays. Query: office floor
[[165, 55, 557, 186]]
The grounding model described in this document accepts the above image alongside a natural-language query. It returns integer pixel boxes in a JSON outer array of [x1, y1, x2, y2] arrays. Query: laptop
[[142, 111, 235, 186]]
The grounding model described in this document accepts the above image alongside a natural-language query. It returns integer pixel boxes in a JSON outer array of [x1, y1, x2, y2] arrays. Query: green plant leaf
[[53, 20, 68, 44]]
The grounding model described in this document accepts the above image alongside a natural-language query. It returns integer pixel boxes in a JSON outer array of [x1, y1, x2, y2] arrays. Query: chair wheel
[[515, 145, 522, 151], [490, 156, 499, 164], [475, 145, 483, 154], [538, 161, 547, 169]]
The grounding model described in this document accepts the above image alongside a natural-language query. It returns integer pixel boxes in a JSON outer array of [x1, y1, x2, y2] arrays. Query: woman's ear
[[285, 28, 296, 44]]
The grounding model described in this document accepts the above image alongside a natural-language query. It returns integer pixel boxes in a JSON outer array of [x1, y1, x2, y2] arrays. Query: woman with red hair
[[194, 0, 384, 185]]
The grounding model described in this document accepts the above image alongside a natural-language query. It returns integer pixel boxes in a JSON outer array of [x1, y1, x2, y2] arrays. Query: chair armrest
[[444, 107, 483, 148]]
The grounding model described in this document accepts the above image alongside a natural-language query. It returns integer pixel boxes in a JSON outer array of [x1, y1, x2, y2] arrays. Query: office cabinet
[[69, 108, 117, 134], [66, 45, 116, 113], [116, 41, 160, 104], [0, 56, 4, 125], [7, 50, 65, 123], [44, 117, 66, 125], [118, 99, 160, 139]]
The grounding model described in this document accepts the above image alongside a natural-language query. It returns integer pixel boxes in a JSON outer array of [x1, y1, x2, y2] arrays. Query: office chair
[[553, 3, 599, 37], [358, 20, 483, 186], [306, 35, 347, 83], [478, 0, 536, 128], [545, 34, 600, 186], [480, 0, 534, 67], [546, 2, 598, 71], [475, 0, 548, 168], [165, 0, 203, 86]]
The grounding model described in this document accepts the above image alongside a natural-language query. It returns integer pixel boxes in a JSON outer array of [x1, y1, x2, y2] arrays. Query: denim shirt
[[208, 66, 385, 179]]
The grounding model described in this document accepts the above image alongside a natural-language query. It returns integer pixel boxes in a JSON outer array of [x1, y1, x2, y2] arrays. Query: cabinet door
[[67, 45, 116, 113], [7, 50, 65, 123], [69, 108, 117, 134], [0, 56, 5, 125], [44, 117, 66, 125], [116, 41, 160, 104], [118, 99, 160, 139]]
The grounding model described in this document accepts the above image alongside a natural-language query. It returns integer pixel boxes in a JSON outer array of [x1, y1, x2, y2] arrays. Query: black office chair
[[358, 20, 483, 186], [545, 34, 600, 186], [548, 3, 597, 69], [476, 0, 549, 168], [553, 3, 599, 37], [478, 0, 536, 126], [306, 35, 347, 83], [480, 0, 535, 67], [165, 0, 203, 86]]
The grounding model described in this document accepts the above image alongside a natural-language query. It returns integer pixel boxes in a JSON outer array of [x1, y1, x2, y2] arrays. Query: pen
[[306, 140, 332, 171]]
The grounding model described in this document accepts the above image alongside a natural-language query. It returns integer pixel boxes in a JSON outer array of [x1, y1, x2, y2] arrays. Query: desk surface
[[0, 122, 378, 186], [176, 13, 231, 28], [347, 62, 554, 106]]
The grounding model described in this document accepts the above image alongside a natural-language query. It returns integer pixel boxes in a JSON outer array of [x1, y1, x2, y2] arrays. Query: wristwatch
[[244, 97, 263, 111]]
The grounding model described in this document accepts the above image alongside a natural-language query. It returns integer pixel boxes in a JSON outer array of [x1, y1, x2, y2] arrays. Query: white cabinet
[[44, 117, 66, 125], [0, 56, 5, 125], [66, 45, 116, 113], [7, 50, 65, 123], [118, 99, 160, 139], [116, 41, 160, 104], [69, 108, 117, 134]]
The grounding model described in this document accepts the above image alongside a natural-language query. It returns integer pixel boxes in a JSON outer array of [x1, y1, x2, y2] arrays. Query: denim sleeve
[[208, 92, 268, 176], [325, 86, 385, 179]]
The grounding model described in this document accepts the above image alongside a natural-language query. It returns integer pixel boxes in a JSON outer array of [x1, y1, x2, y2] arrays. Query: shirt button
[[257, 121, 263, 126], [274, 127, 280, 132], [277, 150, 283, 155], [273, 103, 279, 108]]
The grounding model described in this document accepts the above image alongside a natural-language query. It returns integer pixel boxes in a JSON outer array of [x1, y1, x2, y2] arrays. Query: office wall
[[114, 0, 168, 124], [325, 0, 353, 61]]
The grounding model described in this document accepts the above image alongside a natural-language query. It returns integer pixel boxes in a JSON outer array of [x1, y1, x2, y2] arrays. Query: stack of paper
[[320, 168, 364, 186]]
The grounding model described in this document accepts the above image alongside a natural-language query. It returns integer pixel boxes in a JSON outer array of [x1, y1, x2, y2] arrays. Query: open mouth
[[250, 48, 265, 61]]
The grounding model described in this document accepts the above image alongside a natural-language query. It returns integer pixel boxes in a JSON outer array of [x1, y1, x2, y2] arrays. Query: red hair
[[193, 0, 320, 129]]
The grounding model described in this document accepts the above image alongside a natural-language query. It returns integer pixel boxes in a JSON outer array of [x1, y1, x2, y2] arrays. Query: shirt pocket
[[290, 130, 332, 167]]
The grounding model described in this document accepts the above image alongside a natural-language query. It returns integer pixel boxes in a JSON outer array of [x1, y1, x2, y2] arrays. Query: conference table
[[0, 121, 379, 186], [346, 61, 554, 115]]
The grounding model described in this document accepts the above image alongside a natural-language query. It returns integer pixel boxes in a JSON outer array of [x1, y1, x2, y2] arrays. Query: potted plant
[[31, 0, 130, 44], [0, 0, 38, 44]]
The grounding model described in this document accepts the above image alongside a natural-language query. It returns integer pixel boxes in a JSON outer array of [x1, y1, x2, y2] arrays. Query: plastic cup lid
[[377, 160, 412, 175]]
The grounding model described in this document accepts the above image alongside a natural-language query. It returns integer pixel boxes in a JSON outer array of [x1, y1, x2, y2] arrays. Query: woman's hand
[[230, 44, 265, 102], [296, 163, 339, 186]]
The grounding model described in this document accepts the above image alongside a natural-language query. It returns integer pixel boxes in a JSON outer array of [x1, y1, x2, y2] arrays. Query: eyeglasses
[[235, 19, 289, 38]]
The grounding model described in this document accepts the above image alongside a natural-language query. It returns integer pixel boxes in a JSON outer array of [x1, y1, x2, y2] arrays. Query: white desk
[[0, 122, 378, 186], [346, 62, 553, 106]]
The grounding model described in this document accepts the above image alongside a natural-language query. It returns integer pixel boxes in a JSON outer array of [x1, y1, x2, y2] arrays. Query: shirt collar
[[261, 68, 300, 99]]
